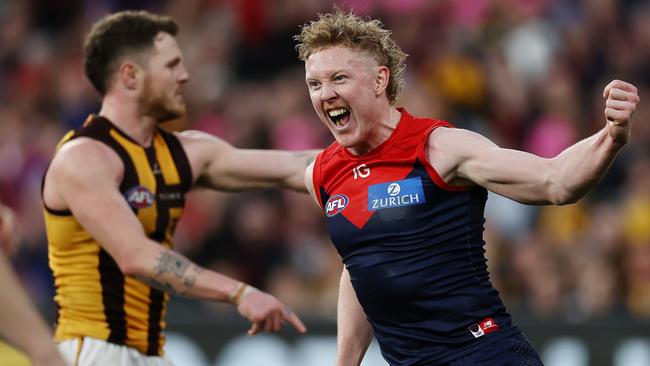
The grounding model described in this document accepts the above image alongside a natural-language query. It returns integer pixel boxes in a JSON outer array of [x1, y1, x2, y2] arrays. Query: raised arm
[[429, 80, 639, 205], [178, 130, 317, 192], [44, 138, 305, 335], [336, 268, 373, 366]]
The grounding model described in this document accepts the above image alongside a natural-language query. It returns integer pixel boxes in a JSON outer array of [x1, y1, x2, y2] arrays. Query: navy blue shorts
[[448, 333, 544, 366]]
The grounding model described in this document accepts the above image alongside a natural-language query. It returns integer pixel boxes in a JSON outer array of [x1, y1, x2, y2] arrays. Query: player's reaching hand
[[233, 283, 307, 335], [603, 79, 640, 145]]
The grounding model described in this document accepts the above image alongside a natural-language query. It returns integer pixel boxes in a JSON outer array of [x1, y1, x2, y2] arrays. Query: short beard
[[146, 98, 183, 123], [140, 77, 184, 123]]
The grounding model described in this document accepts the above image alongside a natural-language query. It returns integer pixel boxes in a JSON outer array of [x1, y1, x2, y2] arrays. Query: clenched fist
[[603, 79, 640, 145]]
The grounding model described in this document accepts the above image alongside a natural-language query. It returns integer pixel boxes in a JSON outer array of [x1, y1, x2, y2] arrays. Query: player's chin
[[334, 132, 359, 149], [175, 103, 187, 117], [169, 100, 187, 117]]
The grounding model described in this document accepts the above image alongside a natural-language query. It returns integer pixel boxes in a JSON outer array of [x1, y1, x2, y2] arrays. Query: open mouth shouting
[[327, 107, 351, 129]]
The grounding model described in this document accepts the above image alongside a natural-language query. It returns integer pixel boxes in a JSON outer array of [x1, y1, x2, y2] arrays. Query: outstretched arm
[[336, 268, 373, 366], [44, 139, 306, 335], [178, 130, 318, 192], [429, 80, 640, 205]]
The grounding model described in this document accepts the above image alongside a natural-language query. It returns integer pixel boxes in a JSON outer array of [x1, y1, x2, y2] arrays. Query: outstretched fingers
[[282, 307, 307, 334], [238, 290, 307, 335]]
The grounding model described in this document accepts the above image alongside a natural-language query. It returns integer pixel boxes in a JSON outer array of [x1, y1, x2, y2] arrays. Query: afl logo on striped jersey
[[125, 185, 155, 209], [325, 194, 349, 217]]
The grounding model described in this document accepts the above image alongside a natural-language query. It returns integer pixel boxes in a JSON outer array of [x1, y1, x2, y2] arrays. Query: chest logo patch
[[125, 185, 155, 209], [368, 177, 425, 211], [325, 194, 349, 217]]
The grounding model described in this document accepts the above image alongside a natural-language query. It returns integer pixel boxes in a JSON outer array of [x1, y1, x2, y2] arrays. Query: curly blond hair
[[295, 10, 408, 104]]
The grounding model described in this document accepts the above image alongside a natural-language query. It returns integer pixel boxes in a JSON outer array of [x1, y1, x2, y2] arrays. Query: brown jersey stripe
[[144, 145, 168, 243], [98, 248, 127, 344], [146, 288, 165, 355], [143, 143, 169, 355], [74, 117, 140, 194]]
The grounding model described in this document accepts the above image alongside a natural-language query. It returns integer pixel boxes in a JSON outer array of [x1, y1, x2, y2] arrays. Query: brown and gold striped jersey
[[43, 115, 192, 356]]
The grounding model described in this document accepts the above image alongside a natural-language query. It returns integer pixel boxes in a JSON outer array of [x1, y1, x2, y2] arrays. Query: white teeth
[[328, 108, 348, 117]]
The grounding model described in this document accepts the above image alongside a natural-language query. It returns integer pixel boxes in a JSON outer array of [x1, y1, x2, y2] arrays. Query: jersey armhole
[[417, 123, 468, 192], [312, 152, 324, 208]]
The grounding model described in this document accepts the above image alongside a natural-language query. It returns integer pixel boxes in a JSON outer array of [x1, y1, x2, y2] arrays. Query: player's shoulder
[[51, 137, 122, 177], [399, 108, 453, 128]]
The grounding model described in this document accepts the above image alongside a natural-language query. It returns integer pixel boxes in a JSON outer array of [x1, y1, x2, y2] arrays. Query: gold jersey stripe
[[109, 130, 158, 237], [153, 133, 181, 186]]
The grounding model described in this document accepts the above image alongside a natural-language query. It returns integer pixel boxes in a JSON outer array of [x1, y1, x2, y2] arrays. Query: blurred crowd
[[1, 0, 650, 325]]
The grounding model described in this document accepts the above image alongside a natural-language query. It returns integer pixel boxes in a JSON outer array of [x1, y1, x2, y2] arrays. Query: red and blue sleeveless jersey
[[313, 109, 519, 365]]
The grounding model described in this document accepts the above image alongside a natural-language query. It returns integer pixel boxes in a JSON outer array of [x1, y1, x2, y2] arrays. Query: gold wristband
[[228, 282, 248, 305]]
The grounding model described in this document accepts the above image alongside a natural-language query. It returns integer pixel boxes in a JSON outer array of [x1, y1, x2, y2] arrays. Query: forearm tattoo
[[155, 250, 191, 278], [145, 250, 205, 296]]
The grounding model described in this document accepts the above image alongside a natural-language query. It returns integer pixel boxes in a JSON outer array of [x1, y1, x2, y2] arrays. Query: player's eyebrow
[[166, 57, 181, 68]]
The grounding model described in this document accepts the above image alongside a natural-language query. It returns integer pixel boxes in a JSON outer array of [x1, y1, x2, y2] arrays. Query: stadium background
[[1, 0, 650, 365]]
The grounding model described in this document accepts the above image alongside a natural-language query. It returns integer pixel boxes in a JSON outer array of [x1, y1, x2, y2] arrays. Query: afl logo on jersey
[[325, 194, 349, 217], [125, 185, 155, 209]]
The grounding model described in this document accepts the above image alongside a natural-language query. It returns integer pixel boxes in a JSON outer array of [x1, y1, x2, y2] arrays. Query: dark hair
[[83, 10, 178, 95]]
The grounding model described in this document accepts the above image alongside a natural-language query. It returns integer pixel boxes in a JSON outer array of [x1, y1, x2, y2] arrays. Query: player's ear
[[118, 60, 144, 91], [375, 66, 390, 97]]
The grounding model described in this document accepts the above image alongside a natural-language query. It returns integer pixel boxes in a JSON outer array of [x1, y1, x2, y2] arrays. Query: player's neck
[[99, 95, 157, 147], [348, 106, 402, 156]]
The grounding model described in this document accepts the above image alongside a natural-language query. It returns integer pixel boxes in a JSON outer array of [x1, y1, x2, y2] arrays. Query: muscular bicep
[[48, 140, 148, 266], [428, 128, 557, 204]]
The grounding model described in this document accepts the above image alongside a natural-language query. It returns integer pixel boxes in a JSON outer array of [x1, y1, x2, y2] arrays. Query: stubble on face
[[140, 73, 185, 123], [138, 33, 187, 124]]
